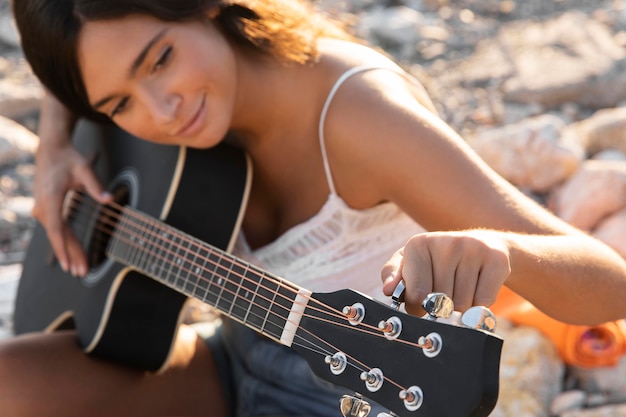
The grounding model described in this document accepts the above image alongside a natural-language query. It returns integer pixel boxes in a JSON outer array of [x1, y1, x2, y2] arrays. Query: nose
[[138, 85, 181, 125]]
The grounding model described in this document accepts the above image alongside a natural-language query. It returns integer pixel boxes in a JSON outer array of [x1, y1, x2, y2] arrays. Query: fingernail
[[60, 260, 69, 272], [78, 265, 87, 277]]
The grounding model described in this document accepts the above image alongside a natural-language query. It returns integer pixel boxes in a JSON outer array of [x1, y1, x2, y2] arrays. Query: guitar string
[[67, 201, 415, 391], [66, 192, 435, 375], [67, 192, 435, 350], [66, 191, 383, 330]]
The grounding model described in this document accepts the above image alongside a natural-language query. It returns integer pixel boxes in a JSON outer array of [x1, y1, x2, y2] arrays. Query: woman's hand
[[381, 230, 512, 316], [32, 92, 111, 277]]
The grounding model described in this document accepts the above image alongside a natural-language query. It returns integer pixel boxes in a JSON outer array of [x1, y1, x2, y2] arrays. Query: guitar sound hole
[[87, 186, 130, 269], [67, 185, 130, 272]]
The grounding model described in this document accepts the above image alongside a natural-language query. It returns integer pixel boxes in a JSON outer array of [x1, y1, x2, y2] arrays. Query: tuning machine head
[[340, 393, 371, 417], [422, 292, 454, 320], [461, 305, 497, 332]]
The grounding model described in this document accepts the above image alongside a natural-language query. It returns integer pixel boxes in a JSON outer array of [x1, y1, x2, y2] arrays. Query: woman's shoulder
[[316, 38, 403, 73], [314, 38, 437, 113]]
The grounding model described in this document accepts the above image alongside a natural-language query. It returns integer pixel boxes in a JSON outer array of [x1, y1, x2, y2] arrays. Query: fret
[[194, 247, 211, 304], [226, 261, 246, 319], [149, 227, 170, 278], [259, 273, 281, 336], [263, 279, 294, 340], [200, 249, 224, 307], [164, 232, 183, 286], [215, 255, 237, 313], [136, 220, 154, 273], [124, 213, 141, 267], [187, 239, 205, 299], [106, 208, 306, 345], [181, 238, 202, 296], [172, 235, 192, 292]]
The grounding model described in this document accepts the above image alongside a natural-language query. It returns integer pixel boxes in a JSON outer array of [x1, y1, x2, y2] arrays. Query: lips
[[174, 95, 206, 137]]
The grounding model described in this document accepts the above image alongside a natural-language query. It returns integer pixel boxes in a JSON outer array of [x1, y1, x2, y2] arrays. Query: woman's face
[[78, 14, 237, 148]]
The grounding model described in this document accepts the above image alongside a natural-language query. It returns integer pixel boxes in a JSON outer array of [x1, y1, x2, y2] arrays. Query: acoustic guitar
[[14, 121, 502, 417]]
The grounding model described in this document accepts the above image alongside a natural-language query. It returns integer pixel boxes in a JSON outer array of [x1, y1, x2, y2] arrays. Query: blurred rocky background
[[2, 0, 626, 416]]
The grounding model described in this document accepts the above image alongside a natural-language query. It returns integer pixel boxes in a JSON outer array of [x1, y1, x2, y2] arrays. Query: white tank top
[[233, 66, 425, 301]]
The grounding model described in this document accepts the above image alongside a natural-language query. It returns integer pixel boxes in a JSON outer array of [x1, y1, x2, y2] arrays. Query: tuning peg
[[389, 280, 405, 310], [340, 393, 371, 417], [461, 306, 497, 332], [422, 292, 454, 320], [377, 412, 399, 417]]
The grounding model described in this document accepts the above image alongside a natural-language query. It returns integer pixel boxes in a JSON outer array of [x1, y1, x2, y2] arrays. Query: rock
[[491, 323, 565, 417], [551, 390, 588, 415], [467, 114, 584, 192], [593, 208, 626, 258], [500, 11, 626, 108], [0, 115, 39, 166], [549, 160, 626, 231], [563, 107, 626, 157], [0, 56, 43, 120], [560, 403, 626, 417], [356, 5, 424, 47]]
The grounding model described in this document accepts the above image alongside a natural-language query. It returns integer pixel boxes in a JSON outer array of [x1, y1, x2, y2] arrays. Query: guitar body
[[13, 122, 502, 416], [13, 120, 250, 371]]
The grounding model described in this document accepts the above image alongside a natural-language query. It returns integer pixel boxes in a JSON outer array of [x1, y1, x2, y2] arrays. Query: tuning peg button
[[461, 306, 497, 332], [422, 293, 454, 320], [340, 393, 371, 417]]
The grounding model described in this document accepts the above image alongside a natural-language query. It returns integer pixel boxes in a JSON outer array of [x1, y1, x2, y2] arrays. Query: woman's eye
[[111, 96, 129, 117], [152, 46, 172, 73]]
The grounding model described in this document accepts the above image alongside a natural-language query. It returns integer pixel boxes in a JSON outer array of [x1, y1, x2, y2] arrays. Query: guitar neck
[[106, 206, 311, 346]]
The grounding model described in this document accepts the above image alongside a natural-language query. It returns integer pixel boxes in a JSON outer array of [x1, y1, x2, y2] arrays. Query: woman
[[2, 0, 626, 415]]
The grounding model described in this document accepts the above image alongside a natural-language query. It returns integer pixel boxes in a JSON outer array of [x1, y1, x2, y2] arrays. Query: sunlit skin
[[78, 15, 238, 148], [2, 6, 626, 416], [60, 14, 626, 325]]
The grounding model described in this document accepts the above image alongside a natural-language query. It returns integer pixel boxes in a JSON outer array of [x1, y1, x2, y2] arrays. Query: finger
[[451, 256, 482, 312], [474, 256, 510, 308], [64, 225, 89, 277], [401, 241, 433, 316], [381, 249, 404, 296], [74, 164, 112, 203], [44, 215, 70, 273]]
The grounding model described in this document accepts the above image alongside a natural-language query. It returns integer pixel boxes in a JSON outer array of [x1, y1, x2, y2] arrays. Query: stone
[[593, 208, 626, 258], [467, 114, 584, 192], [490, 322, 565, 417], [0, 115, 38, 166], [549, 160, 626, 231]]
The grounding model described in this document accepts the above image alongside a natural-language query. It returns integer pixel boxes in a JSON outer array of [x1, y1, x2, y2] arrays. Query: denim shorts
[[198, 318, 387, 417]]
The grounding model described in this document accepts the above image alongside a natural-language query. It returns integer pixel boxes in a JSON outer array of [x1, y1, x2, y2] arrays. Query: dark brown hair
[[12, 0, 353, 121]]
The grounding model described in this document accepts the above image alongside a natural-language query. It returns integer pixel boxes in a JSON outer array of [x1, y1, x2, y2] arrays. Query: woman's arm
[[323, 69, 626, 325], [32, 91, 111, 276]]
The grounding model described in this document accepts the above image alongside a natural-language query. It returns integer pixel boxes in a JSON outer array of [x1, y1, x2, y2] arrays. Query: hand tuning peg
[[340, 393, 371, 417], [461, 305, 497, 332], [422, 292, 454, 320], [389, 280, 405, 310]]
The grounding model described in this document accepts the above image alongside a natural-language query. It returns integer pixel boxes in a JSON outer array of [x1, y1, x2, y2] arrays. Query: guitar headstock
[[292, 290, 502, 417]]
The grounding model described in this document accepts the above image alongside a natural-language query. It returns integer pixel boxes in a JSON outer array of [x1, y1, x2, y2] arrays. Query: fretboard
[[106, 206, 310, 345]]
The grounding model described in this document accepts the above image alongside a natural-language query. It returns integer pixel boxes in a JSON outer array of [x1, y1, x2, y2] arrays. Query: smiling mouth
[[175, 95, 206, 137]]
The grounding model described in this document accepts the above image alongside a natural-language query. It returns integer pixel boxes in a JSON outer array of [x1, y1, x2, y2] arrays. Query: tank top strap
[[318, 65, 422, 196]]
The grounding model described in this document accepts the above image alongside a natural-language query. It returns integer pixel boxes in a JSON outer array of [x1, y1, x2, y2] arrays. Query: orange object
[[492, 287, 626, 369]]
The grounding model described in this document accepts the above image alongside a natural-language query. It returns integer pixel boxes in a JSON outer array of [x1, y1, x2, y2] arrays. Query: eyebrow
[[91, 28, 169, 110]]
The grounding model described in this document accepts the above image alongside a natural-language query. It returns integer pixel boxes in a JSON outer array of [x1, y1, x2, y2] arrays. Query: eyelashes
[[109, 45, 174, 118], [152, 45, 173, 74]]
